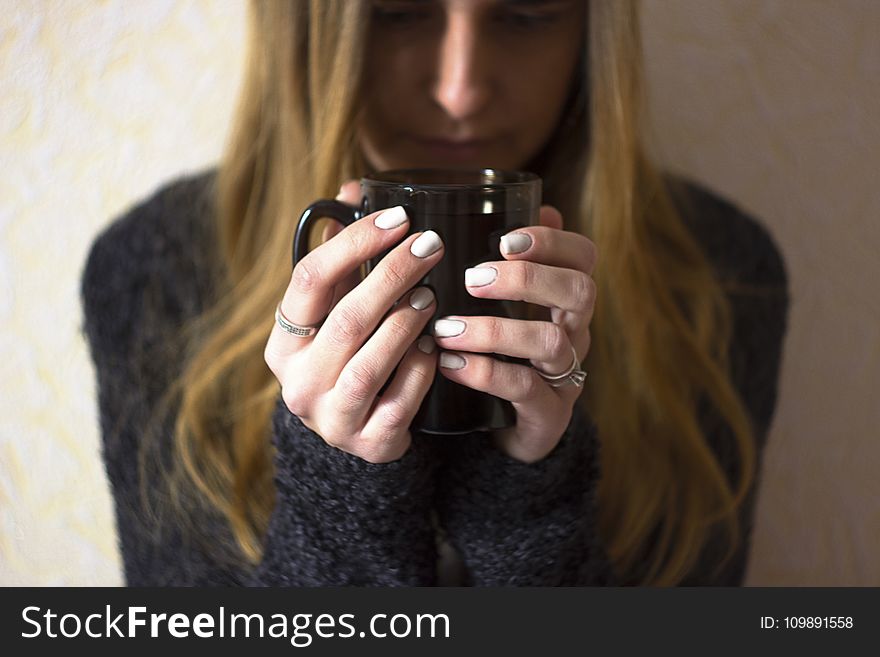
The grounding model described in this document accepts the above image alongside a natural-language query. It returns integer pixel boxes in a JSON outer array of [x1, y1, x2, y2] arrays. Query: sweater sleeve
[[250, 399, 440, 586], [434, 404, 616, 586], [81, 176, 440, 586]]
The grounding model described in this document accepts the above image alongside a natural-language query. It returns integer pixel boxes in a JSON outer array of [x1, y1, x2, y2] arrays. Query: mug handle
[[292, 199, 363, 268]]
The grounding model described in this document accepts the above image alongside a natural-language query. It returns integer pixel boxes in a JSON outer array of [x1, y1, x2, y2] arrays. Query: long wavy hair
[[155, 0, 759, 585]]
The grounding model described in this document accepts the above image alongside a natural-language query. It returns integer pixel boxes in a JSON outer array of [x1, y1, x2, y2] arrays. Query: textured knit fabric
[[80, 170, 789, 586]]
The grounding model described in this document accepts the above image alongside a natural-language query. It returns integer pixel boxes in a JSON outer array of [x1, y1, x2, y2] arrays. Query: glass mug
[[293, 168, 547, 435]]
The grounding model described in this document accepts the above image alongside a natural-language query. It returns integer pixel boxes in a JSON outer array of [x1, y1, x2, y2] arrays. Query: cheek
[[361, 42, 425, 132], [505, 54, 578, 149]]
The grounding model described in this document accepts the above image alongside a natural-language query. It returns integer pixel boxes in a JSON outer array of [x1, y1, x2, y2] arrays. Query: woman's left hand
[[433, 206, 597, 463]]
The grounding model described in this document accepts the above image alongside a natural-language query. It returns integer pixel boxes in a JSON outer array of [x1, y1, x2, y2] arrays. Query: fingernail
[[465, 266, 497, 287], [500, 232, 532, 255], [439, 352, 466, 370], [417, 335, 436, 354], [409, 287, 435, 311], [433, 318, 465, 337], [410, 230, 443, 258], [374, 206, 408, 229]]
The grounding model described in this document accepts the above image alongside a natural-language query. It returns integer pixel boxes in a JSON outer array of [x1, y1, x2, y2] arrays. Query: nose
[[431, 10, 491, 121]]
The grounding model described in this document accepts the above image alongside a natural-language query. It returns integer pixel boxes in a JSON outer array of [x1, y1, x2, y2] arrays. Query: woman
[[81, 0, 789, 586]]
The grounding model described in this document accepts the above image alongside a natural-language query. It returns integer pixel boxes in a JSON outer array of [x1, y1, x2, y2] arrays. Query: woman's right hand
[[264, 184, 443, 464]]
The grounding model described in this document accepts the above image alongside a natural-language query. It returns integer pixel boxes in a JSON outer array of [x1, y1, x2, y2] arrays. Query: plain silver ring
[[275, 304, 321, 338]]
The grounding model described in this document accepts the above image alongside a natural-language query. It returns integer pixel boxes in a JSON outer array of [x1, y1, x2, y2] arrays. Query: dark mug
[[293, 168, 547, 435]]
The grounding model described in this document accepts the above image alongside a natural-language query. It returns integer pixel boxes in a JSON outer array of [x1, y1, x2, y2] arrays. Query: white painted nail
[[439, 352, 466, 370], [374, 206, 408, 229], [433, 318, 465, 337], [410, 230, 443, 258], [500, 232, 532, 255], [465, 266, 497, 287], [409, 287, 435, 311], [417, 335, 436, 354]]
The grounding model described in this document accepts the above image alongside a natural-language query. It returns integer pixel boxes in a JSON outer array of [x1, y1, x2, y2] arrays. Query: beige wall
[[1, 1, 877, 584], [642, 0, 880, 585], [0, 0, 246, 585]]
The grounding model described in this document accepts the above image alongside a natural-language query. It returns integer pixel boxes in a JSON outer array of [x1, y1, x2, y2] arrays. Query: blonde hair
[[158, 0, 759, 585]]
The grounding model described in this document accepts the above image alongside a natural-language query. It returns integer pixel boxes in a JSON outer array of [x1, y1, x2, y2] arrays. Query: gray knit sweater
[[80, 170, 789, 586]]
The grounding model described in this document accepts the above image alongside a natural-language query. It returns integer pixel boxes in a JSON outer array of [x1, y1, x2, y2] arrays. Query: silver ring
[[275, 304, 321, 338], [535, 345, 588, 388]]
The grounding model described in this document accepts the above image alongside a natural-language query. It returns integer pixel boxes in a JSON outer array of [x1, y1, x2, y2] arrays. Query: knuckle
[[582, 276, 597, 313], [264, 341, 282, 377], [484, 316, 505, 344], [318, 414, 349, 448], [342, 223, 367, 254], [473, 356, 496, 390], [359, 431, 410, 464], [358, 448, 396, 465], [585, 239, 599, 271], [379, 258, 409, 290], [586, 275, 597, 308], [379, 397, 411, 431], [291, 257, 322, 294], [304, 401, 356, 449], [513, 260, 535, 290], [543, 323, 568, 361], [383, 312, 414, 344], [280, 382, 309, 418], [327, 304, 369, 344], [514, 367, 540, 402], [323, 426, 349, 450], [572, 272, 595, 311], [406, 358, 434, 389], [336, 363, 376, 408]]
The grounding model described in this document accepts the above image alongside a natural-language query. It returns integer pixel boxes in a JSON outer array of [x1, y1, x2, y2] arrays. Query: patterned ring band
[[535, 344, 588, 388], [275, 304, 321, 338]]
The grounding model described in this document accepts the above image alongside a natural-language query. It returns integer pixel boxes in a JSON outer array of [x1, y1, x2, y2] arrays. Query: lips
[[410, 135, 494, 161]]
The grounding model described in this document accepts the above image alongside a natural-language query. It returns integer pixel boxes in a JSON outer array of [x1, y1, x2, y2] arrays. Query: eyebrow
[[501, 0, 578, 5]]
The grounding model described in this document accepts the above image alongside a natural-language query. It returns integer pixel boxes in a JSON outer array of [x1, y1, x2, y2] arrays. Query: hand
[[264, 182, 443, 464], [431, 206, 597, 463]]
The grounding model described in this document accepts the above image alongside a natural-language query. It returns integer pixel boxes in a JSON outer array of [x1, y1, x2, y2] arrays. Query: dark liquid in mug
[[373, 208, 550, 434]]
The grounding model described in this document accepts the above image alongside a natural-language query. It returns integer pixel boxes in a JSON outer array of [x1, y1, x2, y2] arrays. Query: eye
[[493, 2, 570, 30], [371, 1, 433, 25], [497, 11, 557, 28]]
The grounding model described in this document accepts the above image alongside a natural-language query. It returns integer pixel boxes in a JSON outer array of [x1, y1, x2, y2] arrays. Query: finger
[[436, 351, 557, 406], [337, 179, 362, 206], [280, 204, 410, 330], [464, 261, 596, 319], [321, 218, 360, 308], [360, 336, 438, 463], [331, 287, 436, 427], [498, 209, 597, 275], [539, 204, 564, 230], [313, 229, 444, 372], [332, 183, 368, 302], [431, 315, 574, 376]]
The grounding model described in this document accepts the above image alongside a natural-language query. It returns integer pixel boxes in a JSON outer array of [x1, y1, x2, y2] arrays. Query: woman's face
[[359, 0, 586, 171]]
